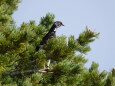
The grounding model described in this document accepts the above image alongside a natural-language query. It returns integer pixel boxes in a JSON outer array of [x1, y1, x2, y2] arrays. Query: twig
[[6, 68, 53, 76]]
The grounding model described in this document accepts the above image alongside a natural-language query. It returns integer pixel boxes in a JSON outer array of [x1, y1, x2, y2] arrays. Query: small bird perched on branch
[[15, 21, 64, 73], [36, 21, 64, 51]]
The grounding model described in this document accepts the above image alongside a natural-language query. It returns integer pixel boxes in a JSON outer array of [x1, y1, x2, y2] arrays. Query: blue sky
[[13, 0, 115, 72]]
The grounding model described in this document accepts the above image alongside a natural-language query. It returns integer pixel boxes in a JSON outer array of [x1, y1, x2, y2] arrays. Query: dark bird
[[36, 21, 64, 51]]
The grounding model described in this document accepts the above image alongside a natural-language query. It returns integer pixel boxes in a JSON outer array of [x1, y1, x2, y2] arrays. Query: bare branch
[[6, 68, 53, 76]]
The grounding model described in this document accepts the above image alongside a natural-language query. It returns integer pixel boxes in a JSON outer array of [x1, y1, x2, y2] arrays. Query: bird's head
[[54, 21, 64, 28]]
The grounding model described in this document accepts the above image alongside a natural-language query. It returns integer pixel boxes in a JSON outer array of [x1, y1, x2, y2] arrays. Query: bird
[[36, 21, 64, 51]]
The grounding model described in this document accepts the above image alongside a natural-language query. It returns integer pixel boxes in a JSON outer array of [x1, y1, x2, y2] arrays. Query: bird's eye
[[57, 22, 60, 24], [55, 21, 63, 28]]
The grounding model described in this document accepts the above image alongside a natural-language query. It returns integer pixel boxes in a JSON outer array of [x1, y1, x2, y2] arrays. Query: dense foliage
[[0, 0, 114, 86]]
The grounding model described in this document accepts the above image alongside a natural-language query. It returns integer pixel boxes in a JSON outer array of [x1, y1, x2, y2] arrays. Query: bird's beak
[[62, 23, 64, 26]]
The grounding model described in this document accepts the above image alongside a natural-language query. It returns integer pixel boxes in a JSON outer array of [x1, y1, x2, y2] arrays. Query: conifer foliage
[[0, 0, 115, 86]]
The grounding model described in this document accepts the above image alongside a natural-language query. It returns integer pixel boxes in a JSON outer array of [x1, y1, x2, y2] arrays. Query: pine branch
[[6, 68, 53, 76], [6, 60, 52, 76], [27, 59, 51, 68]]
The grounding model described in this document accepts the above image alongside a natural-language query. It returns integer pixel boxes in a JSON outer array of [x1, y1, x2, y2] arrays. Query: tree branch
[[6, 68, 53, 76]]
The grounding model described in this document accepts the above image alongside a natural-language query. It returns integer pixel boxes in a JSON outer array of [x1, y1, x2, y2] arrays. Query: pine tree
[[0, 0, 115, 86]]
